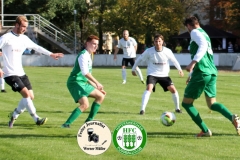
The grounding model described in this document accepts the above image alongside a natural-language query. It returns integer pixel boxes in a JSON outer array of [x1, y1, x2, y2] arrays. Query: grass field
[[0, 67, 240, 160]]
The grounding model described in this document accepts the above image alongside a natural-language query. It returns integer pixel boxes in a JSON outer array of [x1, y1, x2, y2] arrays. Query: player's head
[[123, 30, 129, 40], [86, 35, 99, 53], [14, 15, 28, 34], [153, 34, 164, 50], [183, 16, 199, 33]]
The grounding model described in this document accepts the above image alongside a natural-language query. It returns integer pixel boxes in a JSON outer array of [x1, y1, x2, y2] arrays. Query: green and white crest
[[112, 120, 147, 155]]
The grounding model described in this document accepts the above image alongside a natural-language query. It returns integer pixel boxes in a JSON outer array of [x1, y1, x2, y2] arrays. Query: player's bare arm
[[88, 79, 106, 95], [132, 70, 137, 76], [186, 60, 197, 72], [85, 73, 103, 90], [178, 70, 184, 77], [113, 47, 119, 60], [50, 53, 64, 60], [0, 68, 4, 77]]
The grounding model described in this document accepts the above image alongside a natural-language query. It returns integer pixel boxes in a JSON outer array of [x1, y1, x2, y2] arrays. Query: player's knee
[[168, 85, 176, 93], [97, 94, 105, 103], [182, 102, 191, 109], [80, 104, 89, 111]]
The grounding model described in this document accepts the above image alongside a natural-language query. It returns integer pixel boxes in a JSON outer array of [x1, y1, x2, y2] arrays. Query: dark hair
[[183, 16, 199, 27], [154, 34, 164, 41], [86, 35, 99, 42]]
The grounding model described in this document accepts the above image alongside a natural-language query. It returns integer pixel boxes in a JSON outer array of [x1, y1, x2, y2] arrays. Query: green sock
[[85, 102, 101, 122], [64, 107, 82, 125], [211, 102, 232, 121], [182, 102, 208, 133]]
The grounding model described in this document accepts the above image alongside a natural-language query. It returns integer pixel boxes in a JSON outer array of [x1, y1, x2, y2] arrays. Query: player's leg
[[181, 74, 211, 137], [131, 58, 144, 84], [167, 84, 181, 113], [205, 75, 240, 135], [5, 75, 46, 127], [121, 58, 127, 84], [20, 75, 47, 125], [159, 77, 181, 113], [0, 77, 6, 92], [8, 99, 26, 128], [140, 76, 155, 114], [85, 89, 105, 122], [62, 96, 89, 128], [62, 82, 94, 128]]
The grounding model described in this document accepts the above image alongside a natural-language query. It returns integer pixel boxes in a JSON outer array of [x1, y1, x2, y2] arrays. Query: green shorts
[[184, 74, 217, 99], [67, 81, 95, 103]]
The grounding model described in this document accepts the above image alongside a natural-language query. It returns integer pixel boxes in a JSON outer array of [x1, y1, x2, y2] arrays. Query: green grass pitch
[[0, 67, 240, 160]]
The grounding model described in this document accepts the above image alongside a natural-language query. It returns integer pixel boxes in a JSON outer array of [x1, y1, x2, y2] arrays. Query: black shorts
[[147, 75, 173, 92], [122, 58, 135, 67], [4, 75, 32, 92]]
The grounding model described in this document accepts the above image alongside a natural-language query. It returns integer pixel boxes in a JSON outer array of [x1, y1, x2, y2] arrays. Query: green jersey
[[190, 28, 217, 76], [67, 49, 92, 84]]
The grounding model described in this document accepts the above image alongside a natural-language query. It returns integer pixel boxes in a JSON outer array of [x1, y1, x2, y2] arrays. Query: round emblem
[[112, 120, 147, 155], [77, 120, 111, 155]]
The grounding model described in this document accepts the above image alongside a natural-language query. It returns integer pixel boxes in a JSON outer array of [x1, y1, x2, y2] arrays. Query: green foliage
[[229, 0, 240, 31], [100, 0, 184, 42], [2, 0, 195, 46], [0, 67, 240, 159]]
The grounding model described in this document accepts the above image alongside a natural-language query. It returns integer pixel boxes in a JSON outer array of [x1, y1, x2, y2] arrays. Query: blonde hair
[[15, 15, 28, 25]]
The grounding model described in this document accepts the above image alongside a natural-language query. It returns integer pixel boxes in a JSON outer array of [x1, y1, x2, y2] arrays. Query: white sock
[[135, 67, 144, 81], [141, 90, 151, 111], [0, 77, 5, 90], [172, 91, 180, 110], [22, 97, 39, 122], [12, 98, 26, 119], [122, 68, 126, 81]]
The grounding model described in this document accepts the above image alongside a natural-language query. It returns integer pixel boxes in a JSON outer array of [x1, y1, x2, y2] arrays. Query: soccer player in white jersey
[[0, 52, 6, 92], [114, 30, 144, 84], [0, 15, 64, 128], [132, 34, 184, 115]]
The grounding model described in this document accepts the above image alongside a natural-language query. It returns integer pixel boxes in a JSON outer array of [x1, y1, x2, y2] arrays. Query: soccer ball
[[160, 111, 176, 126]]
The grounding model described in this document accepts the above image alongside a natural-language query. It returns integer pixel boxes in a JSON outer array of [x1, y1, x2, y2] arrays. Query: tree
[[88, 0, 117, 54], [98, 0, 184, 44], [228, 0, 240, 31]]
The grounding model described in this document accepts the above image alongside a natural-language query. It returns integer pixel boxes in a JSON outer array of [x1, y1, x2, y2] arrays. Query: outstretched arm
[[50, 53, 64, 60]]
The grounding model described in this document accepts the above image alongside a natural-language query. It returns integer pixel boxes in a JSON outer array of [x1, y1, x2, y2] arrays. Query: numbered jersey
[[189, 28, 217, 76]]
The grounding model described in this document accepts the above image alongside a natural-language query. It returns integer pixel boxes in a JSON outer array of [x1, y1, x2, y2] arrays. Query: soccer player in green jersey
[[182, 16, 240, 137], [62, 35, 106, 128]]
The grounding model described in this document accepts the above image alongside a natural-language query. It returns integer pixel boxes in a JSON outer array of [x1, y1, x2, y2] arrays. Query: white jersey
[[117, 37, 137, 58], [0, 31, 52, 77], [132, 46, 182, 77]]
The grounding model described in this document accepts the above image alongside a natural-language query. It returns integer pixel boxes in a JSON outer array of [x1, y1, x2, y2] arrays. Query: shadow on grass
[[97, 111, 134, 115], [38, 111, 134, 115], [37, 110, 70, 113], [0, 134, 75, 138], [147, 132, 235, 138], [0, 122, 64, 129]]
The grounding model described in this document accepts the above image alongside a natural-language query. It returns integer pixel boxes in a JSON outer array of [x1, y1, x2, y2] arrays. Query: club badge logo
[[112, 120, 147, 155], [77, 120, 111, 155]]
